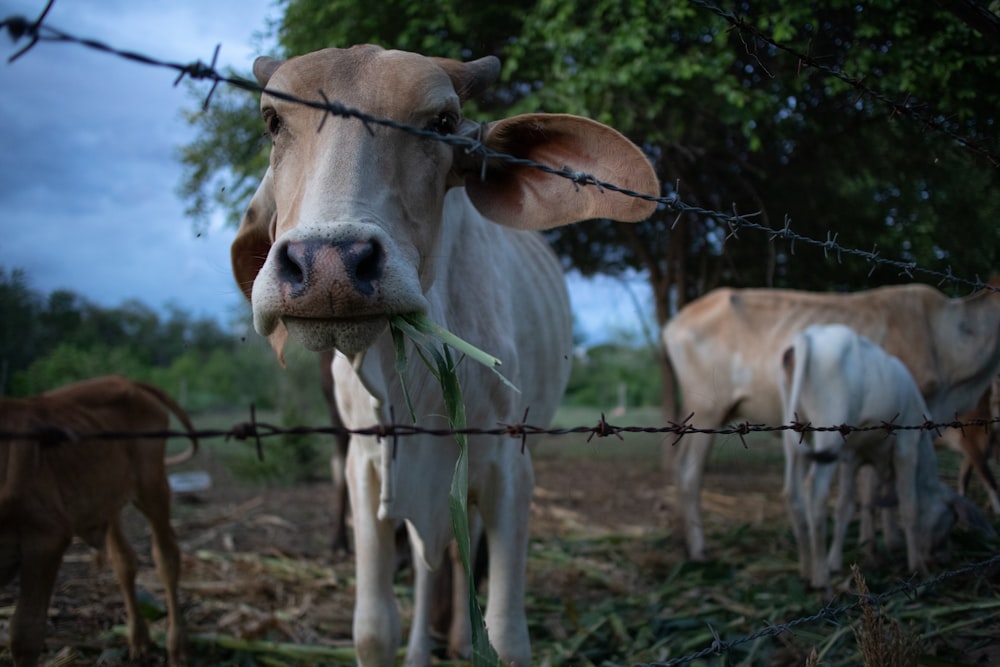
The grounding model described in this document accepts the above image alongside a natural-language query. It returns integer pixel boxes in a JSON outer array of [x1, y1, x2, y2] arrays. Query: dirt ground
[[1, 448, 996, 666]]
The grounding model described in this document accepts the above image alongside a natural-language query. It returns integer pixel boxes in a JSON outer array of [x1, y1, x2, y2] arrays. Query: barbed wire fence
[[3, 3, 1000, 666]]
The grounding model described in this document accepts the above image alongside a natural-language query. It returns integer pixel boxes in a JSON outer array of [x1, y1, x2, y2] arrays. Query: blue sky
[[1, 0, 655, 346]]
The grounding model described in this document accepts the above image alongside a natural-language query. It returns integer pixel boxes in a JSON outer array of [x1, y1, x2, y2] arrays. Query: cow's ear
[[433, 55, 501, 104], [462, 113, 659, 230], [254, 56, 284, 86], [231, 170, 289, 366]]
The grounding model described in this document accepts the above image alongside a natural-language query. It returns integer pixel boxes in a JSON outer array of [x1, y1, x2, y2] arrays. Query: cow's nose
[[277, 238, 384, 298], [338, 239, 384, 296]]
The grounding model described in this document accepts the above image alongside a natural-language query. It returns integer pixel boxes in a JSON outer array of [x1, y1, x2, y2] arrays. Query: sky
[[0, 0, 655, 346]]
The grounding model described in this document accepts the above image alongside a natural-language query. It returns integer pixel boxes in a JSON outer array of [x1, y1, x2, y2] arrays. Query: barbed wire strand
[[1, 408, 999, 447], [2, 13, 999, 295]]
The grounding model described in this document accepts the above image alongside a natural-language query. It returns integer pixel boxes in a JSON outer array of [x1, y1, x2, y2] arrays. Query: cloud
[[0, 1, 650, 345], [1, 0, 276, 323]]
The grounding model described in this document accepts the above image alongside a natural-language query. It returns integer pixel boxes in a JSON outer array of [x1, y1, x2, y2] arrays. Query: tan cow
[[663, 284, 1000, 561], [0, 375, 198, 667], [230, 45, 658, 667]]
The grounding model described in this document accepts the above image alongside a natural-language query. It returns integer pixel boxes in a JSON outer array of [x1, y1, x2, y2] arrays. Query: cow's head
[[232, 45, 658, 360], [925, 483, 997, 566]]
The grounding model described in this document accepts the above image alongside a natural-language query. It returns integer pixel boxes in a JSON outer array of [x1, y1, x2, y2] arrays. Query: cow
[[663, 283, 1000, 561], [778, 324, 989, 590], [0, 375, 198, 667], [229, 45, 658, 667], [936, 377, 1000, 514]]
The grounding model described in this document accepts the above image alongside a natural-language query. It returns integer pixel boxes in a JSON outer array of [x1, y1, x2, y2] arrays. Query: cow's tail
[[779, 332, 811, 493], [134, 381, 200, 466]]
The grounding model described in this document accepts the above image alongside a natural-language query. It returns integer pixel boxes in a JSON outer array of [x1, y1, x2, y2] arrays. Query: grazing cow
[[663, 283, 1000, 561], [230, 45, 658, 666], [778, 325, 989, 590], [0, 375, 198, 667], [936, 377, 1000, 514]]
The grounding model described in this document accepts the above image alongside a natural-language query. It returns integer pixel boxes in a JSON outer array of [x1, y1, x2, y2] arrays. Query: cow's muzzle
[[277, 237, 385, 303]]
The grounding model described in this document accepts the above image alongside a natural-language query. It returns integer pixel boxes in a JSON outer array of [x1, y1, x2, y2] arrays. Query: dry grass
[[1, 415, 999, 666]]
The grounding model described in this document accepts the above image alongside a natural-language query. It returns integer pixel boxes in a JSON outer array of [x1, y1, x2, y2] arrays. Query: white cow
[[230, 45, 658, 667], [778, 324, 966, 590], [663, 284, 1000, 561]]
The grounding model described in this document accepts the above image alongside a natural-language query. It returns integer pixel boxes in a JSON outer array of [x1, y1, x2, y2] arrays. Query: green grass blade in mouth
[[391, 312, 520, 394]]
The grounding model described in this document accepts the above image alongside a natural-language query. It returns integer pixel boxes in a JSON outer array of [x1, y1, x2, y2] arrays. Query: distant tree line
[[1, 267, 660, 413], [0, 267, 276, 410]]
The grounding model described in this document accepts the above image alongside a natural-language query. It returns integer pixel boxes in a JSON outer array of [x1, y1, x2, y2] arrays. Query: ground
[[1, 435, 998, 667]]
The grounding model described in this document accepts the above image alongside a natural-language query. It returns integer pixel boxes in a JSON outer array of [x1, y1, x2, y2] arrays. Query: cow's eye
[[427, 112, 457, 136], [263, 109, 283, 137]]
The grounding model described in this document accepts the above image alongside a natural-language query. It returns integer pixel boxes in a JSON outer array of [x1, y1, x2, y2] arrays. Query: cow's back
[[420, 191, 573, 426], [664, 285, 939, 424], [497, 225, 573, 426], [11, 377, 171, 547]]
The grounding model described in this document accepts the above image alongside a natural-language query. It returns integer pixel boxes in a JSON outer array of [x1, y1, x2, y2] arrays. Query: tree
[[178, 0, 1000, 362], [0, 268, 42, 395]]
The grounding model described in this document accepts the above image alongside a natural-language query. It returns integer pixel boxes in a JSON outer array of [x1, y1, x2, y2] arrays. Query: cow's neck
[[926, 290, 1000, 418]]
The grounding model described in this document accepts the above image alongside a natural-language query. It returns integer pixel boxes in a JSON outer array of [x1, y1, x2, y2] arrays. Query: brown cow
[[0, 375, 198, 667], [663, 283, 1000, 561], [936, 376, 1000, 514]]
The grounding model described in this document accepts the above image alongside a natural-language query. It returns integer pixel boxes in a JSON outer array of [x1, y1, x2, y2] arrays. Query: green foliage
[[179, 0, 1000, 337], [564, 342, 661, 410], [12, 342, 147, 396], [0, 267, 272, 409], [221, 341, 333, 485]]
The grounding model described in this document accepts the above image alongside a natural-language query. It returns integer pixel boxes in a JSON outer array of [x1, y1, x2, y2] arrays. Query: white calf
[[779, 324, 962, 590]]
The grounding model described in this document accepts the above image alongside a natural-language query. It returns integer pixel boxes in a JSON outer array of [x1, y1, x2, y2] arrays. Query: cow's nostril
[[339, 239, 384, 295], [278, 240, 309, 290]]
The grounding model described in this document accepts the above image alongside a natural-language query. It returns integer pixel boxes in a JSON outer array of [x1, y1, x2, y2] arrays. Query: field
[[1, 406, 999, 666]]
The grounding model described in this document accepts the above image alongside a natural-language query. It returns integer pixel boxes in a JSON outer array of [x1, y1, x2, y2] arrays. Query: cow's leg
[[10, 532, 69, 667], [404, 539, 437, 666], [330, 434, 351, 553], [321, 349, 352, 554], [828, 457, 858, 574], [427, 530, 481, 660], [675, 431, 715, 561], [105, 517, 152, 659], [958, 455, 973, 496], [807, 459, 837, 590], [892, 436, 926, 575], [784, 446, 811, 580], [478, 453, 533, 667], [969, 451, 1000, 515], [348, 446, 401, 667], [447, 516, 482, 659], [856, 465, 880, 565], [135, 484, 185, 665]]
